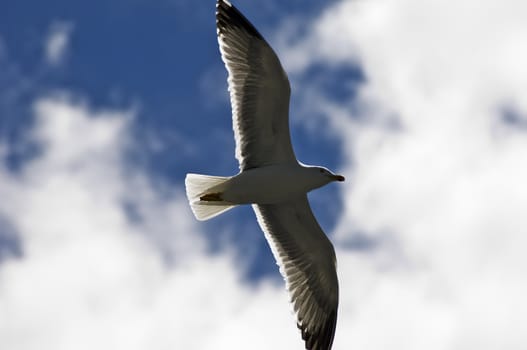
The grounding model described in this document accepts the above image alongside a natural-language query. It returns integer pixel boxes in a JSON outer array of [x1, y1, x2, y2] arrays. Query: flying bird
[[185, 1, 344, 349]]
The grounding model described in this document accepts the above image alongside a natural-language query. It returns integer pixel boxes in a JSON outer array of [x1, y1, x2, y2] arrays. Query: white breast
[[222, 164, 319, 204]]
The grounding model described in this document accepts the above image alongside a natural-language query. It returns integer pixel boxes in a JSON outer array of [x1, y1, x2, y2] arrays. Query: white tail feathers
[[185, 173, 236, 221]]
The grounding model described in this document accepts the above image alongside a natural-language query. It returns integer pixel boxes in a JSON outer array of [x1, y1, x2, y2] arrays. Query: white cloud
[[3, 1, 527, 349], [44, 22, 73, 66], [278, 0, 527, 349], [0, 95, 305, 349]]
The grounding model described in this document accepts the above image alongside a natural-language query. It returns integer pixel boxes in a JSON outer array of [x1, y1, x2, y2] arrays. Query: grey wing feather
[[253, 196, 339, 350], [216, 0, 297, 170]]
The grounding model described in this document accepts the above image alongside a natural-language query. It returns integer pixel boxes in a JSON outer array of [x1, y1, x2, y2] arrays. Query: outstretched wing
[[253, 195, 339, 350], [216, 0, 297, 171]]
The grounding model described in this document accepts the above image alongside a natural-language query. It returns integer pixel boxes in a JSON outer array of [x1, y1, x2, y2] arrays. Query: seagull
[[185, 1, 344, 349]]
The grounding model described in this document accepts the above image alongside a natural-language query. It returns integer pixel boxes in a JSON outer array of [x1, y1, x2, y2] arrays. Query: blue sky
[[1, 0, 527, 349], [0, 0, 356, 280], [0, 0, 346, 267]]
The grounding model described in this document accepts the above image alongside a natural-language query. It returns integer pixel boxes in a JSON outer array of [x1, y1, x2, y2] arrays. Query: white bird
[[185, 1, 344, 349]]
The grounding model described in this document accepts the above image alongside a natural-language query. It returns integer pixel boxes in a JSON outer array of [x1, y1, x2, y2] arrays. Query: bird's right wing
[[253, 195, 339, 350], [216, 0, 297, 171]]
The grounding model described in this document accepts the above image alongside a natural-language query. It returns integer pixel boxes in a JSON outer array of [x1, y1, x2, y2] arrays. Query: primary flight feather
[[185, 1, 344, 349]]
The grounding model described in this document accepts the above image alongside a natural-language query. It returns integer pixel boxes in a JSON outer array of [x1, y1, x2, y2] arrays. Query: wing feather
[[216, 0, 297, 170], [253, 196, 339, 350]]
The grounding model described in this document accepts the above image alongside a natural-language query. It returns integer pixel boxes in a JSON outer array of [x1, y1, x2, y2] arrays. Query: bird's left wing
[[253, 196, 339, 350], [216, 0, 297, 171]]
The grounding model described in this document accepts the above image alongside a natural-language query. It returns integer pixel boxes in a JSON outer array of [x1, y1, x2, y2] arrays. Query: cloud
[[44, 21, 74, 66], [277, 0, 527, 349], [3, 1, 527, 349], [0, 93, 317, 349]]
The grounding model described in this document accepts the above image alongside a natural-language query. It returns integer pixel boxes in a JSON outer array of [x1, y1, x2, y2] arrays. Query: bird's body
[[185, 1, 344, 349], [220, 164, 342, 204]]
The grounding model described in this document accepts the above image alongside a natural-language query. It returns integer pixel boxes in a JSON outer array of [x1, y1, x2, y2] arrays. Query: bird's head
[[313, 166, 345, 184]]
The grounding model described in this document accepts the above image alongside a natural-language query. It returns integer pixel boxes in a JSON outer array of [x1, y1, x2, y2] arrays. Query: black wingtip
[[298, 309, 338, 350], [216, 0, 264, 40]]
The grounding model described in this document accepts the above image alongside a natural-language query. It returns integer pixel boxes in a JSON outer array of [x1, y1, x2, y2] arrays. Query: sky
[[1, 0, 527, 349]]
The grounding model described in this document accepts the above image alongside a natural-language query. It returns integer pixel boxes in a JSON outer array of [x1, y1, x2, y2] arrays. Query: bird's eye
[[319, 169, 324, 173]]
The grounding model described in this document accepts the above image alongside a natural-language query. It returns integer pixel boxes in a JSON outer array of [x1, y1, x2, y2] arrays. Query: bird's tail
[[185, 173, 236, 221]]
